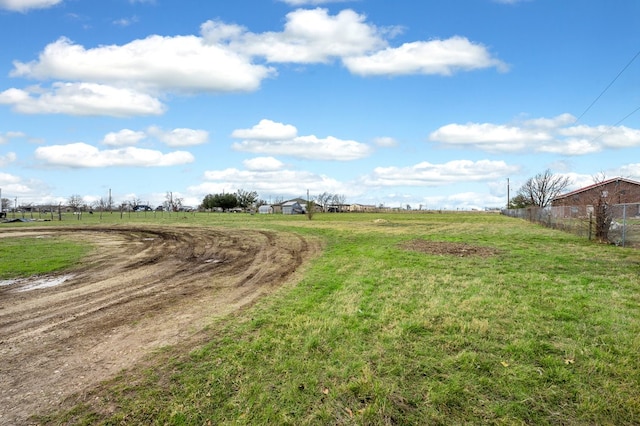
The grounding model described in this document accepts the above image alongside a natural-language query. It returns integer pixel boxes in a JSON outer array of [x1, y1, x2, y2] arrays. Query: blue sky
[[0, 0, 639, 210]]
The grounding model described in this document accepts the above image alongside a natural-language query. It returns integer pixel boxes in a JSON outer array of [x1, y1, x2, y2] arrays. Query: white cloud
[[0, 0, 62, 12], [148, 126, 209, 147], [364, 159, 520, 187], [11, 35, 275, 95], [0, 171, 43, 196], [0, 83, 165, 117], [243, 156, 285, 171], [232, 119, 372, 161], [373, 137, 398, 147], [429, 122, 552, 152], [3, 9, 508, 119], [343, 37, 508, 76], [615, 164, 640, 181], [201, 9, 389, 64], [231, 119, 298, 140], [280, 0, 349, 5], [102, 129, 147, 147], [34, 142, 194, 167], [429, 114, 640, 155], [0, 152, 17, 166], [113, 16, 139, 27], [0, 131, 26, 144], [193, 166, 354, 199]]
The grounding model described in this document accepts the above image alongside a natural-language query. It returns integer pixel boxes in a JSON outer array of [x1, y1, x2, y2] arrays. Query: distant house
[[552, 177, 640, 207], [281, 200, 305, 215], [348, 203, 377, 213]]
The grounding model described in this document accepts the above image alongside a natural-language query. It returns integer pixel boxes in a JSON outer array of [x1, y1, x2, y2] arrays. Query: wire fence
[[502, 203, 640, 248]]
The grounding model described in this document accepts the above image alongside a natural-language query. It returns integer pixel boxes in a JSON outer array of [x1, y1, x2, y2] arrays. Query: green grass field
[[4, 212, 640, 425], [0, 235, 90, 280]]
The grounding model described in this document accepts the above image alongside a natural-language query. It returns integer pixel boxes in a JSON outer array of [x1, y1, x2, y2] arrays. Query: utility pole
[[507, 178, 510, 209]]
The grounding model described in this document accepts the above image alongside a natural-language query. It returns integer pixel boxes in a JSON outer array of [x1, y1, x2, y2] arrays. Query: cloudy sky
[[1, 0, 639, 210]]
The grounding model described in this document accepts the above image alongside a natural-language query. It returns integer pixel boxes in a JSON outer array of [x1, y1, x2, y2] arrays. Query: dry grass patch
[[399, 239, 500, 258]]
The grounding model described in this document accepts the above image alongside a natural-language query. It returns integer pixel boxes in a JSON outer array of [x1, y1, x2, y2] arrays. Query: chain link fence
[[502, 203, 640, 248]]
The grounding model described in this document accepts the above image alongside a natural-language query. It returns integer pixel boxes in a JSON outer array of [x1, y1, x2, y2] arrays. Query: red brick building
[[552, 177, 640, 207]]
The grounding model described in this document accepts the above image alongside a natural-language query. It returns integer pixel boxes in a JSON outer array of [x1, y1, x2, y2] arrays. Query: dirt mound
[[400, 240, 499, 257], [0, 225, 319, 425]]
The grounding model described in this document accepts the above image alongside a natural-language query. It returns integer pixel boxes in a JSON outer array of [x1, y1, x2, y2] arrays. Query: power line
[[612, 104, 640, 127], [574, 49, 640, 124]]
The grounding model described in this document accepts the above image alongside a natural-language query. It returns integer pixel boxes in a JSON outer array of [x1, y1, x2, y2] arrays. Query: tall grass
[[21, 212, 640, 425]]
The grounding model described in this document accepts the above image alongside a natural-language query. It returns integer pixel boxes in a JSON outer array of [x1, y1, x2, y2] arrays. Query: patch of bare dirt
[[400, 240, 500, 257], [0, 225, 319, 425]]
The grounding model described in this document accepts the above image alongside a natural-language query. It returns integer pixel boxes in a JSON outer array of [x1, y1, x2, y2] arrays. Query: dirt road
[[0, 225, 318, 425]]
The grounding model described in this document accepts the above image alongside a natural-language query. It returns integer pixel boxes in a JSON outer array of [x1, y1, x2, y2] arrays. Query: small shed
[[282, 201, 304, 215], [258, 205, 274, 214]]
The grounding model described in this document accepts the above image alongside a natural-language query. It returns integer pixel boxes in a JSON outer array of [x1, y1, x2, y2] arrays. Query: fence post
[[622, 204, 627, 248], [588, 212, 592, 240]]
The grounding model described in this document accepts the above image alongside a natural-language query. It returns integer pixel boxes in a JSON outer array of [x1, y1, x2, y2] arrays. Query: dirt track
[[0, 225, 318, 425]]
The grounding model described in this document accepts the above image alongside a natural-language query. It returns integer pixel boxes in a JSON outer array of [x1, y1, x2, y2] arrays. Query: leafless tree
[[163, 192, 183, 212], [316, 192, 333, 212], [68, 194, 84, 212], [516, 169, 571, 208], [589, 173, 624, 242], [93, 198, 109, 219], [331, 194, 346, 212]]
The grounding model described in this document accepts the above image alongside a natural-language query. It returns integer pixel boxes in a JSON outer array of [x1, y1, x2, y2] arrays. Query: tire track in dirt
[[0, 225, 319, 425]]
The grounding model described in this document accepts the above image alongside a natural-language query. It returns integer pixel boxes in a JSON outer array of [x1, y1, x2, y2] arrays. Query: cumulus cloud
[[3, 8, 507, 118], [11, 35, 275, 95], [429, 114, 640, 155], [344, 37, 508, 76], [0, 171, 44, 196], [279, 0, 349, 5], [0, 83, 165, 116], [231, 119, 372, 161], [202, 8, 389, 64], [102, 129, 147, 147], [373, 137, 398, 147], [231, 119, 298, 140], [364, 159, 520, 187], [243, 156, 285, 171], [0, 152, 17, 166], [615, 164, 640, 181], [191, 166, 353, 199], [34, 142, 194, 167], [148, 126, 209, 147], [0, 0, 62, 12]]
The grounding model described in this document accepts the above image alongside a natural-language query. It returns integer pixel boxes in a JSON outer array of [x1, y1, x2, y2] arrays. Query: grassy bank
[[10, 212, 640, 425], [0, 235, 90, 279]]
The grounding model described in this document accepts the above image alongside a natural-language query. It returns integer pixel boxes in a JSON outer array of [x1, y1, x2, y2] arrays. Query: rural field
[[1, 212, 639, 425]]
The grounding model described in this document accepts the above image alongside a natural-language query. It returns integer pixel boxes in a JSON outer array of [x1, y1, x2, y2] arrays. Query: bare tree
[[68, 194, 84, 212], [164, 191, 183, 212], [129, 197, 143, 209], [316, 192, 333, 212], [331, 194, 347, 212], [517, 169, 571, 208], [589, 173, 624, 242], [93, 198, 109, 219]]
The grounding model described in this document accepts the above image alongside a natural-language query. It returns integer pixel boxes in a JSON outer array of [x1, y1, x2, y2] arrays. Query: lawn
[[7, 211, 640, 425], [0, 234, 91, 279]]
